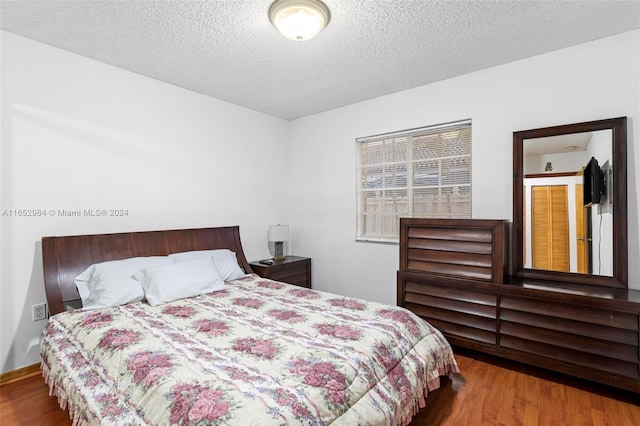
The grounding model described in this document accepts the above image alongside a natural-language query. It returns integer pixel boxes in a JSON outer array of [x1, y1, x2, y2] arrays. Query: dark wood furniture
[[513, 117, 628, 288], [398, 219, 507, 348], [250, 256, 311, 288], [42, 226, 253, 315], [397, 218, 640, 393]]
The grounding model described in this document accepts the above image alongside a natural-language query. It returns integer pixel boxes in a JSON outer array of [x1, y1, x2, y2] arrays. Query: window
[[356, 120, 472, 242]]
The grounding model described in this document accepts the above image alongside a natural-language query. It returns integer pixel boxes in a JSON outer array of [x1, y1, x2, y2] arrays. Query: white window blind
[[356, 120, 472, 242]]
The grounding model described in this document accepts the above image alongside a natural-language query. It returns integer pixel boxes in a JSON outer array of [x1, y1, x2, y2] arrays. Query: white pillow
[[74, 274, 91, 303], [168, 249, 245, 281], [133, 256, 225, 306], [76, 257, 172, 309]]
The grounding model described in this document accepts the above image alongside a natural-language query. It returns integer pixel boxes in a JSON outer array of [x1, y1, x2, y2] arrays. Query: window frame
[[356, 119, 472, 243]]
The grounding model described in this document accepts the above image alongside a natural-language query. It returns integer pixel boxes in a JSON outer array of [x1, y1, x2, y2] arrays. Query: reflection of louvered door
[[531, 185, 569, 271]]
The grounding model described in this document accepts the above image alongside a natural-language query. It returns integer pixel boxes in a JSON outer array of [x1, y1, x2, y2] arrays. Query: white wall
[[587, 130, 615, 275], [288, 30, 640, 304], [2, 29, 639, 375], [0, 32, 289, 373], [524, 151, 587, 174]]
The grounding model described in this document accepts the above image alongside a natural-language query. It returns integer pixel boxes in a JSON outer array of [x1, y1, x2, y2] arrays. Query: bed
[[41, 226, 459, 425]]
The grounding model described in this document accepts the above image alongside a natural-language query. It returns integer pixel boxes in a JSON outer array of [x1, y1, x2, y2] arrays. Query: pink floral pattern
[[207, 289, 230, 298], [80, 311, 113, 328], [97, 328, 140, 350], [378, 308, 420, 336], [268, 309, 305, 323], [232, 337, 280, 359], [170, 384, 231, 425], [68, 352, 85, 369], [328, 298, 367, 310], [222, 366, 262, 382], [289, 358, 348, 405], [374, 343, 395, 370], [272, 388, 312, 418], [288, 288, 319, 299], [55, 338, 73, 351], [163, 305, 196, 317], [316, 323, 361, 340], [388, 364, 412, 404], [257, 280, 285, 289], [127, 351, 173, 387], [195, 319, 229, 336], [232, 297, 264, 309], [374, 343, 412, 403], [81, 371, 103, 390], [96, 394, 126, 419], [40, 274, 459, 426]]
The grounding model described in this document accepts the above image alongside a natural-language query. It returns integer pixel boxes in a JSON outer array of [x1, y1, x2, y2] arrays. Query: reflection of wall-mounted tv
[[584, 156, 603, 207]]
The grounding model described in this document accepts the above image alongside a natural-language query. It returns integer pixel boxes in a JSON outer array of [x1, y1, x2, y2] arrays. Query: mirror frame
[[513, 117, 627, 288]]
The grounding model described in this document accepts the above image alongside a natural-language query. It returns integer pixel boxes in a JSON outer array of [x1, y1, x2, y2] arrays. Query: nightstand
[[249, 256, 311, 288]]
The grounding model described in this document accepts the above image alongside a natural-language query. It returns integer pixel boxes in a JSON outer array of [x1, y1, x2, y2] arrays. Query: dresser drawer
[[249, 256, 311, 288], [499, 295, 640, 379], [401, 277, 498, 345]]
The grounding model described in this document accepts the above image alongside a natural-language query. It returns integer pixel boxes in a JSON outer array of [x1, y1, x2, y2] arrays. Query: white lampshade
[[268, 0, 331, 41], [268, 225, 290, 242]]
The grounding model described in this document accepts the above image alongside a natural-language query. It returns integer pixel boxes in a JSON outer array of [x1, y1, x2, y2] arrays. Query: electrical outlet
[[32, 303, 47, 321]]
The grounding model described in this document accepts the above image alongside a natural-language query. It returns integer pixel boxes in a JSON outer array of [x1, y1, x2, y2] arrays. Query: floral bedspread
[[41, 274, 459, 426]]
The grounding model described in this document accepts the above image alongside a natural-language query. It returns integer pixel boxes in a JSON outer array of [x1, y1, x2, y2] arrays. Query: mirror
[[523, 130, 613, 275], [513, 117, 627, 288]]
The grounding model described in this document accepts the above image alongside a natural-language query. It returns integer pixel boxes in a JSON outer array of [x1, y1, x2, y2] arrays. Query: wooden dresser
[[397, 218, 640, 393]]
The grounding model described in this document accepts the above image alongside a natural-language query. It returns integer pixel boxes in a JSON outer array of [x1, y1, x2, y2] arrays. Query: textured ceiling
[[1, 1, 639, 120]]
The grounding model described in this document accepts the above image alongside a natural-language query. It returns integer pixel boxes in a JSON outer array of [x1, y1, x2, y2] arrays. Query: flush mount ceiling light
[[269, 0, 331, 41]]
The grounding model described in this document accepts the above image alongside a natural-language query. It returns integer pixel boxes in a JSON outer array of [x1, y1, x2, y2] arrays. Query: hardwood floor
[[1, 348, 638, 425], [0, 370, 71, 425], [411, 348, 639, 425]]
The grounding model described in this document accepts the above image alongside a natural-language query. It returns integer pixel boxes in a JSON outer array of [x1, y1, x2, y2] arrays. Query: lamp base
[[273, 241, 285, 261]]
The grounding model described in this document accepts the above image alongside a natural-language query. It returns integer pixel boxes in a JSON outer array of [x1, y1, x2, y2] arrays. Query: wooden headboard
[[42, 226, 253, 315]]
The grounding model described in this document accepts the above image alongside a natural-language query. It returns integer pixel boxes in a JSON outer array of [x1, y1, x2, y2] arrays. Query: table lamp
[[268, 225, 289, 261]]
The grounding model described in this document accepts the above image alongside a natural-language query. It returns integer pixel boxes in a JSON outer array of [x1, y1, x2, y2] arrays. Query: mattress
[[41, 274, 459, 425]]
